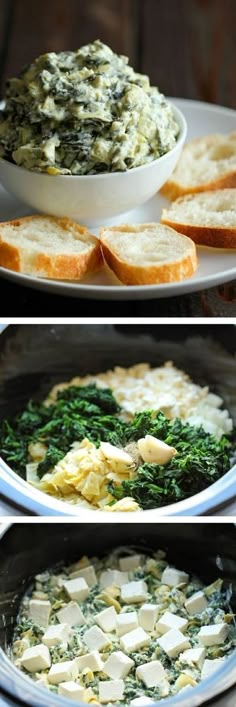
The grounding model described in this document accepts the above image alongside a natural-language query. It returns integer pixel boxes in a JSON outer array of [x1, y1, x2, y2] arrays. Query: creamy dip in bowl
[[0, 40, 186, 224]]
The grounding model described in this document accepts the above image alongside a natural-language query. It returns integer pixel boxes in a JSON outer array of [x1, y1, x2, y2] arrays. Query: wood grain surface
[[0, 0, 235, 107]]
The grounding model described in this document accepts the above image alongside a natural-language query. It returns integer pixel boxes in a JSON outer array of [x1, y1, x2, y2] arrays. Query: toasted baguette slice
[[161, 189, 236, 248], [99, 223, 198, 285], [0, 215, 103, 279], [161, 132, 236, 200]]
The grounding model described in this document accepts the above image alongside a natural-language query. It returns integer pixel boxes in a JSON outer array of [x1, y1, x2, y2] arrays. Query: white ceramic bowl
[[0, 104, 186, 225]]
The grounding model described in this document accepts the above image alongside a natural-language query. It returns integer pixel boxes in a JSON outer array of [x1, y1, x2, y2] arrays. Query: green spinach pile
[[0, 383, 233, 509]]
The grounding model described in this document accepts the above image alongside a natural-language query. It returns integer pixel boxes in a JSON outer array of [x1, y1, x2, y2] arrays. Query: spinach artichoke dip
[[0, 363, 234, 512], [0, 40, 179, 175], [12, 548, 236, 703]]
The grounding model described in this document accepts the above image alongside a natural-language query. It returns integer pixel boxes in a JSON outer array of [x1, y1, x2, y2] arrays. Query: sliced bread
[[0, 215, 103, 279], [161, 132, 236, 200], [161, 189, 236, 248], [99, 223, 198, 285]]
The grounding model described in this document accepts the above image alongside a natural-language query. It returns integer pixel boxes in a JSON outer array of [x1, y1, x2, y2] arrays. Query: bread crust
[[161, 219, 236, 248], [161, 133, 236, 200], [0, 240, 21, 271], [161, 171, 236, 201], [0, 215, 103, 278], [100, 225, 198, 285]]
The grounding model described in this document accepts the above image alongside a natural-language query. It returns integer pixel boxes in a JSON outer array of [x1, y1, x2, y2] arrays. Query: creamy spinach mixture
[[0, 40, 179, 175], [12, 548, 236, 704]]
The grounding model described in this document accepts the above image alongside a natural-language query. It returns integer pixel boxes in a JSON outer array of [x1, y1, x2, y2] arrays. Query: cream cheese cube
[[130, 698, 155, 706], [161, 567, 189, 587], [76, 650, 104, 672], [99, 570, 129, 588], [136, 660, 169, 690], [103, 651, 134, 679], [69, 565, 97, 587], [95, 606, 117, 632], [179, 647, 206, 670], [58, 682, 85, 701], [21, 644, 51, 672], [42, 623, 71, 647], [185, 591, 208, 615], [99, 679, 124, 703], [116, 611, 139, 637], [121, 580, 148, 604], [201, 657, 225, 679], [156, 611, 188, 635], [57, 601, 85, 626], [120, 627, 151, 653], [83, 625, 110, 651], [139, 604, 159, 632], [29, 599, 51, 627], [48, 659, 78, 684], [198, 623, 229, 646], [119, 555, 142, 572], [158, 629, 190, 658], [63, 577, 89, 602]]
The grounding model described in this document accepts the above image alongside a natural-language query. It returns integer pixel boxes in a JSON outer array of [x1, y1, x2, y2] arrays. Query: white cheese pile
[[47, 362, 233, 440]]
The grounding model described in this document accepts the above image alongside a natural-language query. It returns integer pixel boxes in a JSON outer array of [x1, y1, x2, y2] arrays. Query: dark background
[[0, 0, 235, 316], [0, 0, 236, 106]]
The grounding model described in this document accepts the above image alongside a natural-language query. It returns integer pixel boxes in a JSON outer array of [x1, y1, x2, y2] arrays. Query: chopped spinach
[[109, 412, 232, 509]]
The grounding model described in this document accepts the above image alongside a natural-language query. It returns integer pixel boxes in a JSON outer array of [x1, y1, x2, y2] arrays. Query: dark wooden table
[[0, 0, 235, 317]]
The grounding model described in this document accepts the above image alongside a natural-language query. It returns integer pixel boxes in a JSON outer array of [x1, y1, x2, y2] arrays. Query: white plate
[[0, 98, 236, 300]]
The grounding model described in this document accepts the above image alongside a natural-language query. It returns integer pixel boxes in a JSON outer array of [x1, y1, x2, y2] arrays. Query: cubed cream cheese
[[69, 565, 97, 587], [139, 604, 159, 632], [120, 627, 151, 653], [58, 682, 85, 700], [76, 650, 104, 672], [158, 629, 190, 658], [130, 698, 155, 706], [179, 647, 206, 669], [201, 657, 225, 679], [156, 610, 188, 634], [185, 590, 208, 615], [95, 606, 117, 632], [99, 679, 124, 703], [161, 567, 189, 587], [29, 599, 51, 628], [21, 644, 51, 672], [42, 623, 71, 647], [121, 580, 148, 604], [198, 623, 229, 646], [99, 570, 129, 588], [48, 659, 78, 684], [83, 625, 110, 651], [136, 660, 169, 690], [63, 577, 89, 602], [57, 601, 85, 626], [119, 555, 142, 572], [103, 650, 134, 679], [116, 611, 139, 636]]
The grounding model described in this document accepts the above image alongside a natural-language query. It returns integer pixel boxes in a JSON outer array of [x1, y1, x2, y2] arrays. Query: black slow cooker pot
[[0, 324, 236, 417], [0, 523, 236, 706]]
